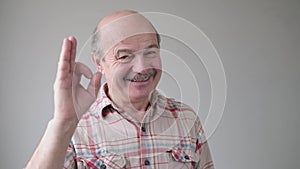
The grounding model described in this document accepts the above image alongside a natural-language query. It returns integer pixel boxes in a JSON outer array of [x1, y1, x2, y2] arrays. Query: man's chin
[[128, 85, 153, 101], [126, 76, 158, 100]]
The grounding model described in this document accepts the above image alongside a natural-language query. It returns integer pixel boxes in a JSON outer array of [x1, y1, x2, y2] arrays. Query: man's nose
[[132, 51, 153, 73], [132, 54, 149, 73]]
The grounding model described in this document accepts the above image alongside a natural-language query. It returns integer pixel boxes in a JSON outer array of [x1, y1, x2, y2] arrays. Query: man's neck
[[107, 91, 151, 122], [118, 99, 150, 122]]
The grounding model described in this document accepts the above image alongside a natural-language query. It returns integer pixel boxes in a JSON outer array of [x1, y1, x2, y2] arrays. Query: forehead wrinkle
[[120, 35, 157, 48], [114, 40, 157, 56], [105, 33, 158, 61]]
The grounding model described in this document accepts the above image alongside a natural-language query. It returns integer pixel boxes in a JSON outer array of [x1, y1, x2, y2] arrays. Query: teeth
[[131, 72, 154, 82], [132, 75, 149, 82]]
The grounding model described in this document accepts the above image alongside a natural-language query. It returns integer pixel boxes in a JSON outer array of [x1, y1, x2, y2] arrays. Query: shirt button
[[141, 126, 146, 132], [100, 164, 106, 169], [144, 159, 150, 165], [184, 155, 190, 160]]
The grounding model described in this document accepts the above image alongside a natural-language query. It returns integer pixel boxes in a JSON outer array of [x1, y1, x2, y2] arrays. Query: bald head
[[97, 10, 138, 29], [91, 10, 160, 59]]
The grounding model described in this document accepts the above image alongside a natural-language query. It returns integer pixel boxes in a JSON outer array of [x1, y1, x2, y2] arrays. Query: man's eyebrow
[[116, 44, 159, 56], [146, 44, 159, 49], [116, 49, 134, 56]]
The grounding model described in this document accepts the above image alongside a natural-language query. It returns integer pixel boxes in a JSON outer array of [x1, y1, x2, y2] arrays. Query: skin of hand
[[53, 36, 102, 124], [25, 36, 101, 169]]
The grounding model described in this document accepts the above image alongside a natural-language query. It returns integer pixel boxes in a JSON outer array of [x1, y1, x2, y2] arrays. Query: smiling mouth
[[125, 71, 156, 82]]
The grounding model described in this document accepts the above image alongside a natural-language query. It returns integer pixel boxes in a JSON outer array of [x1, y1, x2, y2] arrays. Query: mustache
[[125, 69, 156, 81]]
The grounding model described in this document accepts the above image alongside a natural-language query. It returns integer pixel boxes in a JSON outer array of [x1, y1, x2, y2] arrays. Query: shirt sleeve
[[198, 141, 214, 169], [195, 119, 214, 169], [63, 141, 77, 169]]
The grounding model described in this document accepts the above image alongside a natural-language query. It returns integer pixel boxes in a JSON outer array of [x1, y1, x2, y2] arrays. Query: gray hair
[[91, 27, 102, 60]]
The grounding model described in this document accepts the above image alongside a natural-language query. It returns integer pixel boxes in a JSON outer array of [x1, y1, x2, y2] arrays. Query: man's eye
[[119, 55, 129, 60], [145, 51, 156, 55], [117, 54, 134, 62], [144, 49, 159, 56]]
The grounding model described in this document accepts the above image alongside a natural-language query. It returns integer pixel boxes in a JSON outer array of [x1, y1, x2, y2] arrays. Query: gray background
[[1, 0, 299, 168]]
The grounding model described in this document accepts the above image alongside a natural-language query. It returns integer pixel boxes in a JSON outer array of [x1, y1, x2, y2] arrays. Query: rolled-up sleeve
[[63, 141, 76, 169], [196, 119, 214, 169]]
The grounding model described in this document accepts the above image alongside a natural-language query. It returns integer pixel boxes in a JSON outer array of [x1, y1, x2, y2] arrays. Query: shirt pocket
[[166, 146, 200, 169], [76, 153, 127, 169], [102, 152, 127, 169]]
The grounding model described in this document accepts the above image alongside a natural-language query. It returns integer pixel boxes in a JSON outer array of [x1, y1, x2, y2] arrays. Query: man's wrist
[[49, 117, 78, 136]]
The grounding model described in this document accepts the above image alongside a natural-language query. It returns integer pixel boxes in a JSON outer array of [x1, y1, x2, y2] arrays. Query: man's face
[[101, 33, 162, 104]]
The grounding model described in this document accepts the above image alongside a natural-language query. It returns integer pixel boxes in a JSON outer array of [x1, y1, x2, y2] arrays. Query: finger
[[87, 71, 102, 97], [74, 62, 93, 78], [73, 62, 93, 86], [68, 36, 77, 73], [57, 38, 71, 80]]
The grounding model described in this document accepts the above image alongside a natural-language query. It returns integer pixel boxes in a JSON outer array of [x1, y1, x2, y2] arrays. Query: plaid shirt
[[64, 84, 214, 169]]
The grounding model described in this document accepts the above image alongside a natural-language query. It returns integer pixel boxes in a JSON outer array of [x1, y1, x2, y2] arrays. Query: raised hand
[[53, 36, 101, 124], [25, 36, 102, 169]]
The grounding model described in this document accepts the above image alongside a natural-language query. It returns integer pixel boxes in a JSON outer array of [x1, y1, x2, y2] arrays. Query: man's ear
[[91, 53, 103, 73]]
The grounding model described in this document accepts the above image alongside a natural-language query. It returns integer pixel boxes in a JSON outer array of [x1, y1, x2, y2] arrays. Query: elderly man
[[26, 10, 214, 169]]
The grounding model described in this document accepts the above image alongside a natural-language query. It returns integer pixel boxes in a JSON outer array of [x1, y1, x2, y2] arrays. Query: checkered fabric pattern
[[64, 84, 214, 169]]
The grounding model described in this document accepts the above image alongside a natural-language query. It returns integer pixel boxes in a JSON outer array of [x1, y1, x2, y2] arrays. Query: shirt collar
[[97, 83, 114, 113], [92, 83, 163, 121], [87, 83, 113, 119]]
